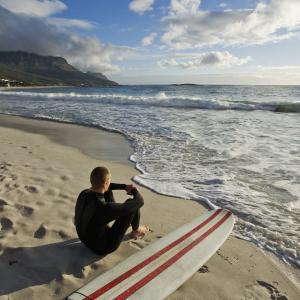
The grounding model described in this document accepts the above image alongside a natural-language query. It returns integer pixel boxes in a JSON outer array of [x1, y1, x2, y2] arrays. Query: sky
[[0, 0, 300, 85]]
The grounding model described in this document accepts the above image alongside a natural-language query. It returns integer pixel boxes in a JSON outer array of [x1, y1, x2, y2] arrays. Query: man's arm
[[109, 183, 135, 195], [101, 188, 144, 224], [109, 183, 126, 190]]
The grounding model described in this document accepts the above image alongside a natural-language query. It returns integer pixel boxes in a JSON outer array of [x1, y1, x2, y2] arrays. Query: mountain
[[0, 51, 118, 87], [86, 71, 109, 81]]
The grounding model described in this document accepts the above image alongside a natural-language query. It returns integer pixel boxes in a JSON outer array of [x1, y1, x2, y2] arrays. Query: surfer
[[75, 166, 149, 255]]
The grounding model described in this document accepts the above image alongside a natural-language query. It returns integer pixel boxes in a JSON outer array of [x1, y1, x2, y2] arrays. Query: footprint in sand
[[0, 164, 8, 171], [10, 174, 18, 181], [34, 224, 46, 239], [0, 217, 13, 231], [24, 185, 39, 193], [58, 230, 69, 239], [0, 199, 8, 207], [15, 204, 34, 217], [59, 193, 70, 199], [0, 199, 8, 212], [60, 175, 70, 181], [5, 183, 19, 192], [198, 265, 209, 273], [256, 280, 288, 300]]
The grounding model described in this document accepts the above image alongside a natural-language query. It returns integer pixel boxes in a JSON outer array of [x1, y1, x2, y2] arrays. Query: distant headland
[[0, 51, 118, 87]]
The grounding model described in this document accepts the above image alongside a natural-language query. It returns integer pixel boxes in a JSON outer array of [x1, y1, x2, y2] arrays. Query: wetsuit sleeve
[[109, 183, 126, 190], [101, 189, 144, 224]]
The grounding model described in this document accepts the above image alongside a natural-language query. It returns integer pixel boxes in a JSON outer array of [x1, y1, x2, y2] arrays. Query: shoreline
[[0, 86, 72, 91], [0, 113, 132, 164], [0, 85, 118, 91], [0, 114, 299, 299]]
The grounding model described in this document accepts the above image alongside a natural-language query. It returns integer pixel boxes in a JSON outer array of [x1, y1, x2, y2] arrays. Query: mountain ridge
[[0, 51, 118, 87]]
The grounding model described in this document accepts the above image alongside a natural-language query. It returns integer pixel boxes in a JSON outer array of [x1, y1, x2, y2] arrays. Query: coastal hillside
[[0, 51, 118, 87]]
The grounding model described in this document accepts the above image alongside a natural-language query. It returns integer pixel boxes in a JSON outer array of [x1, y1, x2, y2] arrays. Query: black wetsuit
[[75, 183, 144, 255]]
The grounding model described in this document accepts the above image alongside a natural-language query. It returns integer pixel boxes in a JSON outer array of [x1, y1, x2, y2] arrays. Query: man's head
[[90, 166, 111, 191]]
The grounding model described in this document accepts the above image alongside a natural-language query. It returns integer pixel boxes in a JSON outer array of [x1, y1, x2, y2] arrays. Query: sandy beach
[[0, 114, 299, 300]]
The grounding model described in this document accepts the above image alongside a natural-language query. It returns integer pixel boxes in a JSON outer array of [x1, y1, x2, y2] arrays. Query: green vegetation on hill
[[0, 51, 118, 87]]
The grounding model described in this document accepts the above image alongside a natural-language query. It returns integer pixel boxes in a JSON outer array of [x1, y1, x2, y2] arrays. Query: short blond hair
[[90, 166, 110, 188]]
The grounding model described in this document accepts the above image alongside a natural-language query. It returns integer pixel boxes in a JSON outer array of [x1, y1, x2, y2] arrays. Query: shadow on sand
[[0, 239, 102, 295]]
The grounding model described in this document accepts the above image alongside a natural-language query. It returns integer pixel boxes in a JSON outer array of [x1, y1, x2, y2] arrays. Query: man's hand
[[126, 184, 136, 195]]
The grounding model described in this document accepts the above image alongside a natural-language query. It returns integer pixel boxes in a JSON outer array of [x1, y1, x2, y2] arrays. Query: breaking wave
[[0, 90, 299, 113]]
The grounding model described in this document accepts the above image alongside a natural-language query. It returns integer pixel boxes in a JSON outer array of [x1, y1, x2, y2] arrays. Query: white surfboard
[[66, 208, 234, 300]]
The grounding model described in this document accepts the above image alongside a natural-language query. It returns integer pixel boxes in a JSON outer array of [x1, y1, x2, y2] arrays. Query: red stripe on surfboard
[[114, 211, 232, 300], [85, 209, 223, 300]]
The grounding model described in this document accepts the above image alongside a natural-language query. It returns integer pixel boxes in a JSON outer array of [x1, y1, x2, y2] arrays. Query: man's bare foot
[[131, 225, 150, 239]]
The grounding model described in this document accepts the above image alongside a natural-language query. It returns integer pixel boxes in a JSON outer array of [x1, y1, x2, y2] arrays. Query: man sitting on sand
[[75, 166, 148, 255]]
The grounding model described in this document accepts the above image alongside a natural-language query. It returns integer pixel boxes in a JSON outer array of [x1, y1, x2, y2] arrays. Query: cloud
[[169, 0, 201, 15], [157, 51, 251, 68], [0, 5, 134, 73], [65, 35, 134, 73], [256, 65, 300, 71], [162, 0, 300, 49], [141, 32, 157, 46], [0, 0, 66, 17], [129, 0, 155, 15], [219, 2, 227, 8], [48, 18, 95, 29]]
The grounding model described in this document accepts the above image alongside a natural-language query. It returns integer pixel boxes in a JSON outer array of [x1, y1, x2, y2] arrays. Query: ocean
[[0, 85, 299, 267]]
